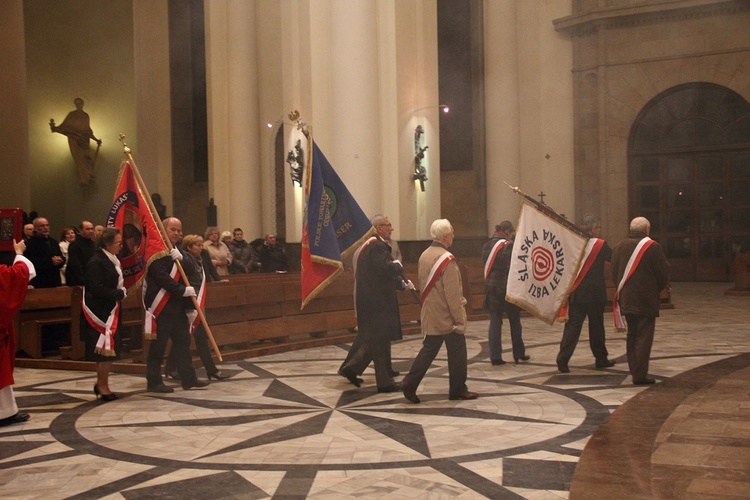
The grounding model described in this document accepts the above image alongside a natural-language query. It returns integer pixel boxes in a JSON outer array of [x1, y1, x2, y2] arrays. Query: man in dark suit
[[556, 214, 615, 373], [339, 215, 404, 393], [65, 220, 96, 286], [143, 217, 208, 393], [24, 217, 64, 288]]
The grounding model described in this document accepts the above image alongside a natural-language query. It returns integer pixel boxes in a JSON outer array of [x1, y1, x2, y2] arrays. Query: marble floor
[[0, 283, 748, 499]]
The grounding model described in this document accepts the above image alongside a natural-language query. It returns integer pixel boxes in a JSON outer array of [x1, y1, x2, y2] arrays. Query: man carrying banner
[[482, 220, 529, 365], [556, 214, 615, 373], [339, 215, 404, 393], [402, 219, 477, 404], [611, 217, 669, 385], [144, 217, 208, 393]]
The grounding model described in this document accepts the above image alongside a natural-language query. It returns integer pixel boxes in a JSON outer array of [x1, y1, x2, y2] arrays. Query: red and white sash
[[483, 238, 508, 280], [421, 252, 456, 304], [613, 237, 654, 331], [82, 250, 125, 357], [557, 238, 605, 321], [142, 262, 179, 339], [190, 267, 206, 333]]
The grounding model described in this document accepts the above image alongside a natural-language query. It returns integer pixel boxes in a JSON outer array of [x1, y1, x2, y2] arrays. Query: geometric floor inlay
[[1, 282, 748, 499]]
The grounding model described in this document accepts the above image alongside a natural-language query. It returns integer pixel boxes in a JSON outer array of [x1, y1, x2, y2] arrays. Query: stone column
[[484, 0, 521, 230], [0, 0, 30, 209], [205, 0, 262, 238]]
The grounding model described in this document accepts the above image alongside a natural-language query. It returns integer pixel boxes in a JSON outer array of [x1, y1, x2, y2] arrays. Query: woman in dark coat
[[165, 235, 228, 381], [82, 227, 126, 401]]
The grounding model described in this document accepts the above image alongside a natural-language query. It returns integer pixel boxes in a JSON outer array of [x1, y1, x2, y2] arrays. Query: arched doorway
[[629, 83, 750, 281]]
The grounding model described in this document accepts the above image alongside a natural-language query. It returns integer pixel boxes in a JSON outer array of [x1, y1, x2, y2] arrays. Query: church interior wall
[[561, 1, 750, 242], [24, 0, 136, 233], [133, 0, 173, 224], [4, 0, 746, 279], [483, 0, 575, 234]]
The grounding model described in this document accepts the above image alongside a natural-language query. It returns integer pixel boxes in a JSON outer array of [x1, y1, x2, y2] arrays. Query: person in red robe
[[0, 239, 35, 427]]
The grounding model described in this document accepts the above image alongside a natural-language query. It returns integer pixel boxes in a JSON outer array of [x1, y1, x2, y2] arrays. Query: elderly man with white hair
[[402, 219, 477, 403], [611, 216, 670, 385]]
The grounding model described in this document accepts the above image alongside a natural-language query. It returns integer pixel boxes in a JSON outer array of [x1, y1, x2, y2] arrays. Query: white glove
[[392, 259, 403, 270], [170, 248, 183, 261], [186, 310, 198, 325], [182, 286, 196, 297], [405, 279, 416, 291]]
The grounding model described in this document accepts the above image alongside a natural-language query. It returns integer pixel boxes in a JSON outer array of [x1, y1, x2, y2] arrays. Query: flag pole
[[504, 182, 590, 239], [119, 134, 223, 362]]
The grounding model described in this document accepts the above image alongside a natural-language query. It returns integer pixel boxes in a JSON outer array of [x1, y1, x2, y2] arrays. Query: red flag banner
[[106, 161, 169, 291]]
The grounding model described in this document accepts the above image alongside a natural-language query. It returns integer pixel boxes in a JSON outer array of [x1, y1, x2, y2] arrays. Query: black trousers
[[165, 324, 218, 377], [339, 331, 393, 376], [557, 301, 608, 366], [146, 312, 198, 388], [625, 314, 656, 383], [403, 332, 468, 397], [341, 333, 395, 389]]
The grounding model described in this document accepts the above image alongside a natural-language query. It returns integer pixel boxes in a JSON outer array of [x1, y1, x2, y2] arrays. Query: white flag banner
[[506, 201, 588, 325]]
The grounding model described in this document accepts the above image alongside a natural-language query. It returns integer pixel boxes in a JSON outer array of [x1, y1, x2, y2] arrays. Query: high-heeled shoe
[[207, 371, 230, 381], [94, 384, 117, 402], [514, 355, 530, 364]]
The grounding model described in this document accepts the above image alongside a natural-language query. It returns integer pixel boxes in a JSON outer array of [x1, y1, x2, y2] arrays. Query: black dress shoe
[[514, 355, 530, 364], [377, 383, 402, 393], [595, 359, 616, 369], [388, 370, 400, 377], [557, 363, 571, 373], [339, 369, 363, 388], [148, 384, 174, 393], [183, 380, 210, 390], [491, 359, 506, 366], [207, 371, 230, 381], [449, 391, 479, 401], [165, 371, 181, 380], [402, 382, 420, 404], [633, 378, 656, 385], [0, 412, 30, 427]]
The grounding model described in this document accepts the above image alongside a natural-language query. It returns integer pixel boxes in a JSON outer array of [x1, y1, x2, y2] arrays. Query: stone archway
[[628, 83, 750, 281]]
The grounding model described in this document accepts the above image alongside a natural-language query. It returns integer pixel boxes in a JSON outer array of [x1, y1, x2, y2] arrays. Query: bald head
[[630, 217, 650, 235], [163, 217, 183, 245], [79, 220, 95, 240]]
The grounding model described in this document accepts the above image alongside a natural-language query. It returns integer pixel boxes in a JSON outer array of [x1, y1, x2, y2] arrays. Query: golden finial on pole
[[119, 133, 131, 155], [288, 110, 309, 137]]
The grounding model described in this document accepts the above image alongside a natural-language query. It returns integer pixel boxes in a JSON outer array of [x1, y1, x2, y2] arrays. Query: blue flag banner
[[301, 140, 373, 309]]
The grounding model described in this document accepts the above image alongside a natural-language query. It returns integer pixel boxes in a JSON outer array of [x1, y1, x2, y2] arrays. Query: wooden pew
[[16, 287, 74, 358]]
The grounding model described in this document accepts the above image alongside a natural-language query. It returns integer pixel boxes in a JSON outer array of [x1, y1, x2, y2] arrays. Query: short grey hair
[[430, 219, 453, 240], [370, 214, 388, 227], [581, 213, 601, 233], [630, 216, 650, 233]]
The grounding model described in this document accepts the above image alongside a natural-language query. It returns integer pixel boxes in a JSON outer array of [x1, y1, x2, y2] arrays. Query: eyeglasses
[[377, 223, 392, 228]]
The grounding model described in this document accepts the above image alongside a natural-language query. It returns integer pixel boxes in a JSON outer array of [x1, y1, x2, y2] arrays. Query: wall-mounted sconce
[[413, 125, 428, 192], [286, 139, 304, 187], [413, 104, 450, 114]]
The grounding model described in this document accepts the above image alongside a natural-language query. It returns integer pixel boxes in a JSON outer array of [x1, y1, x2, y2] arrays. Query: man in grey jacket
[[402, 219, 477, 403]]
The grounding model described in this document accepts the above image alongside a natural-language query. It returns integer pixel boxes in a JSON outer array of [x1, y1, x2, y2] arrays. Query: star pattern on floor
[[1, 283, 747, 498]]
